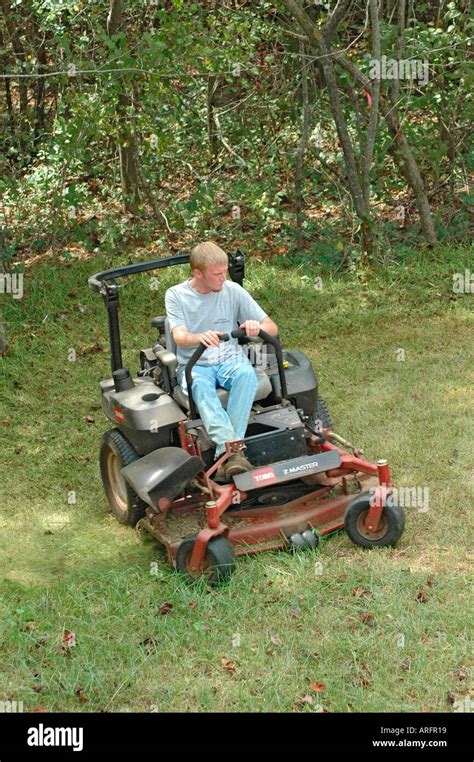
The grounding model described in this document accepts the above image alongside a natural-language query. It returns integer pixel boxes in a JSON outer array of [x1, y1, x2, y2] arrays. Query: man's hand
[[198, 330, 224, 347], [240, 320, 261, 337]]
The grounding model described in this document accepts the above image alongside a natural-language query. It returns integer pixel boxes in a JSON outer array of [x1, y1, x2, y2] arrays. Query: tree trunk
[[107, 0, 141, 214], [281, 0, 374, 254], [282, 0, 438, 245], [32, 16, 47, 148], [294, 40, 311, 253], [207, 75, 219, 168], [280, 0, 438, 246], [360, 0, 381, 210], [0, 0, 29, 154], [338, 57, 439, 246]]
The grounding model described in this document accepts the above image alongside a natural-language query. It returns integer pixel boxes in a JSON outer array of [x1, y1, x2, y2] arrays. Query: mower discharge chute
[[88, 251, 405, 584]]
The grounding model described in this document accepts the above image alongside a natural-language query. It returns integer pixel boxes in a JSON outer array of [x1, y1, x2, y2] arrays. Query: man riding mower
[[88, 244, 405, 584]]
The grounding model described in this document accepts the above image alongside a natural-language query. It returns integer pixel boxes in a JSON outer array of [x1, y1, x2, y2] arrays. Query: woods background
[[0, 0, 471, 273]]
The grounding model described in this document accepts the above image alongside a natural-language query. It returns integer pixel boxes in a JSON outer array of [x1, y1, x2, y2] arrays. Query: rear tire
[[307, 395, 333, 431], [99, 429, 147, 526]]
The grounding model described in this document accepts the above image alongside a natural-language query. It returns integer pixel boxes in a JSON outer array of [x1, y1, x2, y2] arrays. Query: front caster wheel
[[175, 534, 236, 585], [344, 491, 405, 548]]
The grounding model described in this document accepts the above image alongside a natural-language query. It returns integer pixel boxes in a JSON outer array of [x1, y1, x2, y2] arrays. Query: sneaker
[[215, 450, 253, 483]]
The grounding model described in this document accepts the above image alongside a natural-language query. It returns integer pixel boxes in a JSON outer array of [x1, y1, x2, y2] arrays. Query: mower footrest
[[122, 447, 205, 508]]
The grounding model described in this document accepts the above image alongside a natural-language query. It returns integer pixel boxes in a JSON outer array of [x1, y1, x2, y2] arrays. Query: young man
[[165, 241, 278, 482]]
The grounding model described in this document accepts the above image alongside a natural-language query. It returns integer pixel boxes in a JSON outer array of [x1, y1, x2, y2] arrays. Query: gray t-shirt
[[165, 278, 267, 372]]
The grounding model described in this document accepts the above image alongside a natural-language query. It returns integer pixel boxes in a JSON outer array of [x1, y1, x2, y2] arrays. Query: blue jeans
[[177, 355, 258, 458]]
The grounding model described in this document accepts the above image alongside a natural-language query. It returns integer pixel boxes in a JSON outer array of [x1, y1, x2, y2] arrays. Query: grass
[[0, 243, 473, 713]]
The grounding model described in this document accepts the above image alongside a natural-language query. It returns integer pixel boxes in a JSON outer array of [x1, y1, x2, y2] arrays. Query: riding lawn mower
[[88, 251, 405, 584]]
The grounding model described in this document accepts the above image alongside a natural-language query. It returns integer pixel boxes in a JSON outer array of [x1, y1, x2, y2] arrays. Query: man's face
[[195, 263, 228, 292]]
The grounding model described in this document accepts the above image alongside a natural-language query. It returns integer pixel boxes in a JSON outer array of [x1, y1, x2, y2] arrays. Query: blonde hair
[[190, 241, 228, 273]]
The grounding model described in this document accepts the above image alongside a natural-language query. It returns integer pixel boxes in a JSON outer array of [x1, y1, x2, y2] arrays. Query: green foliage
[[0, 1, 471, 263]]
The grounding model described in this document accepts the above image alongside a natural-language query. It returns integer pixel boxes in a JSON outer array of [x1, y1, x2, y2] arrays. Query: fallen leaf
[[62, 630, 76, 648], [454, 668, 468, 682], [84, 416, 95, 424], [188, 602, 197, 610], [309, 681, 325, 693], [32, 684, 44, 693], [400, 660, 411, 671], [159, 602, 173, 616], [221, 657, 236, 672], [359, 612, 375, 627], [270, 636, 283, 646], [352, 586, 373, 598], [78, 342, 104, 356], [291, 608, 301, 619], [417, 588, 428, 603]]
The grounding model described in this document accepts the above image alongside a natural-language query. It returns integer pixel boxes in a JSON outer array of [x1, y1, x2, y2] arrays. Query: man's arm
[[235, 282, 278, 338], [172, 325, 223, 349], [240, 316, 278, 337]]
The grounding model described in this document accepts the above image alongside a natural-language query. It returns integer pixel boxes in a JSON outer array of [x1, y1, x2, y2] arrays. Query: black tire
[[99, 429, 147, 526], [344, 491, 405, 548], [307, 395, 333, 431], [175, 533, 236, 585]]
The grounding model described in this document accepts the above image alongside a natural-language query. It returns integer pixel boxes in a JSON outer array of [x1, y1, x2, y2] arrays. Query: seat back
[[164, 317, 178, 355]]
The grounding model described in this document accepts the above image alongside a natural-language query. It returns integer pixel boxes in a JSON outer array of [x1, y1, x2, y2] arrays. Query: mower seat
[[160, 317, 272, 411]]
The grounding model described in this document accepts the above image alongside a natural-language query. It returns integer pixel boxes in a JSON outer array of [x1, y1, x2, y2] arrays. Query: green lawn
[[0, 244, 472, 712]]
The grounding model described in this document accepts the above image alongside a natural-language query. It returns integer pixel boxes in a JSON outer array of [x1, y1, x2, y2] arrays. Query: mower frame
[[89, 252, 404, 582]]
